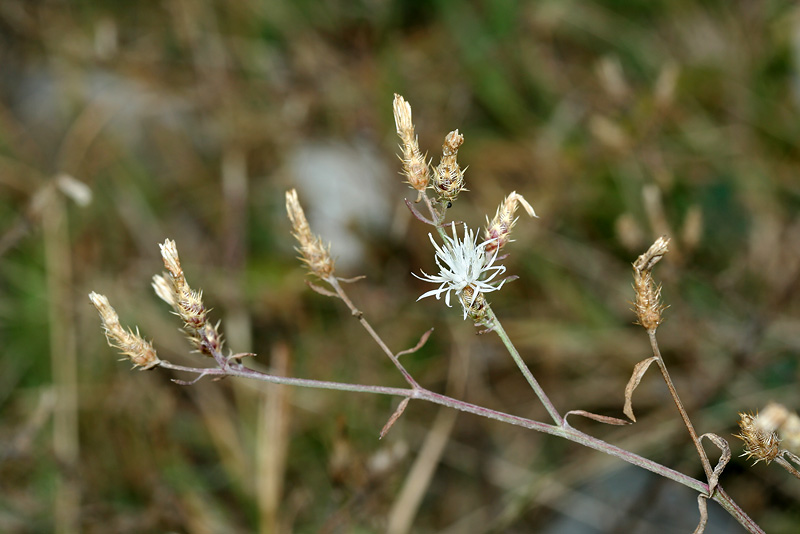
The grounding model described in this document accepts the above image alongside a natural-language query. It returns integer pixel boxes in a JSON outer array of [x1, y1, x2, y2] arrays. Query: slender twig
[[775, 456, 800, 479], [326, 276, 421, 389], [648, 330, 714, 485]]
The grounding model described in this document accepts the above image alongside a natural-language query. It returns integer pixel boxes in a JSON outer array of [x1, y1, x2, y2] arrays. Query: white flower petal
[[413, 222, 508, 319]]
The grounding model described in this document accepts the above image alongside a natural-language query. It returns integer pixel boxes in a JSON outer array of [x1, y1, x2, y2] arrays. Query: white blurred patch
[[288, 140, 392, 270], [56, 174, 93, 207]]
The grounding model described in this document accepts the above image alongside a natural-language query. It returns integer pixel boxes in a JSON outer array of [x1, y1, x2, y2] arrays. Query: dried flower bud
[[156, 239, 222, 354], [286, 189, 335, 278], [632, 236, 670, 332], [393, 94, 429, 196], [432, 130, 465, 203], [459, 285, 488, 323], [736, 412, 781, 465], [484, 191, 537, 256], [88, 292, 160, 370]]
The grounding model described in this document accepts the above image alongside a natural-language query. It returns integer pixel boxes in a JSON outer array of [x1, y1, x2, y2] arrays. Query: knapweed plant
[[89, 94, 794, 533]]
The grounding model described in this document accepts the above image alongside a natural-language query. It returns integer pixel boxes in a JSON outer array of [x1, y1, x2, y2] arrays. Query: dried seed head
[[484, 191, 537, 256], [432, 130, 466, 203], [156, 239, 222, 354], [736, 412, 781, 465], [286, 189, 335, 278], [632, 236, 670, 332], [88, 292, 160, 370], [393, 94, 429, 195]]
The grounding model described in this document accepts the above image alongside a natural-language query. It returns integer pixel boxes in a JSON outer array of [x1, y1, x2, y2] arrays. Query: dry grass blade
[[623, 356, 658, 422]]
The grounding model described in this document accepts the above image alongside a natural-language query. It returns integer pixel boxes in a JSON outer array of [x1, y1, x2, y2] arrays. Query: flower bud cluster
[[153, 239, 223, 355]]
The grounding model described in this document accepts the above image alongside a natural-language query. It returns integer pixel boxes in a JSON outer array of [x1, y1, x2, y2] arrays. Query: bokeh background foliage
[[1, 0, 800, 532]]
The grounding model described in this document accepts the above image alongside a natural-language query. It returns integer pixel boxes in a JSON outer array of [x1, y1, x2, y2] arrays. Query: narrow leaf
[[404, 198, 435, 225], [380, 397, 411, 439], [305, 280, 338, 297], [565, 410, 631, 426], [337, 275, 366, 284], [623, 356, 658, 422], [693, 494, 708, 534], [396, 328, 434, 358]]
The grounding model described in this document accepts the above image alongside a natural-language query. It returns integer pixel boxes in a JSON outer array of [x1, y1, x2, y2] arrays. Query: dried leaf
[[565, 410, 631, 426], [305, 280, 338, 297], [693, 494, 708, 534], [700, 433, 731, 494], [693, 433, 731, 533], [623, 356, 658, 422], [380, 398, 410, 439], [396, 328, 434, 358]]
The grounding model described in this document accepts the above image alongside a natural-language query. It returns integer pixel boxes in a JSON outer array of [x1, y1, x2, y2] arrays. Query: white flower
[[414, 222, 507, 318]]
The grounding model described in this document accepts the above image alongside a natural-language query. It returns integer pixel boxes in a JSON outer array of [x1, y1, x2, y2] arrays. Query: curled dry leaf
[[565, 410, 631, 427], [692, 433, 731, 534], [623, 356, 658, 422], [700, 432, 731, 494]]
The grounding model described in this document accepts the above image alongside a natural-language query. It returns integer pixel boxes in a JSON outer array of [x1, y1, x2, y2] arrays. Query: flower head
[[414, 223, 506, 319]]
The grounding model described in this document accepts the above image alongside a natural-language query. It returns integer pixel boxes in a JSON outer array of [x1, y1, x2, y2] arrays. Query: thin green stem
[[486, 306, 563, 426]]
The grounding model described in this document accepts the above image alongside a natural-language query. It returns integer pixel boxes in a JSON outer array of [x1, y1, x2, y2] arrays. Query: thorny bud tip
[[286, 189, 335, 278], [736, 412, 781, 465], [88, 291, 160, 370], [632, 236, 670, 332], [484, 191, 537, 256], [392, 94, 429, 195], [432, 130, 466, 203]]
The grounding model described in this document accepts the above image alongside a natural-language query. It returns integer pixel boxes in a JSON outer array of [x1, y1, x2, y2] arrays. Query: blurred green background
[[1, 1, 799, 532]]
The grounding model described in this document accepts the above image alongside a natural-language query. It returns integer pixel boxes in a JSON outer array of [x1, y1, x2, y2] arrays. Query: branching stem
[[157, 354, 762, 534]]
